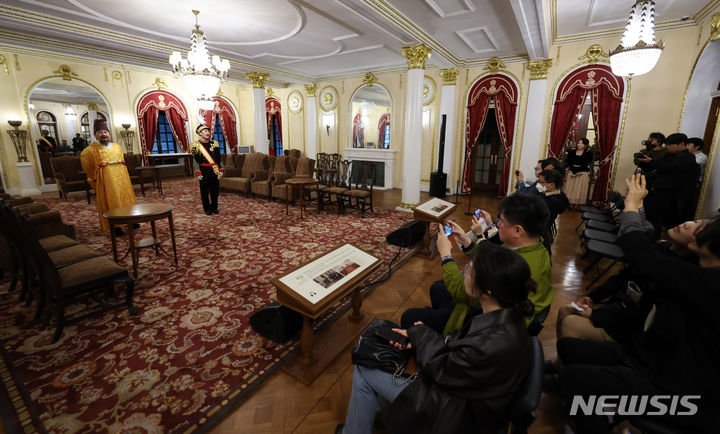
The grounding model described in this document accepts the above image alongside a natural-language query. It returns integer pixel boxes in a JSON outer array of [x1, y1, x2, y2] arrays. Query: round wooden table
[[285, 177, 319, 219], [104, 203, 177, 278]]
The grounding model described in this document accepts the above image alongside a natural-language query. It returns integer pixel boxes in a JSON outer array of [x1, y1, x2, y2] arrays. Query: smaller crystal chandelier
[[169, 10, 230, 111], [610, 0, 664, 77]]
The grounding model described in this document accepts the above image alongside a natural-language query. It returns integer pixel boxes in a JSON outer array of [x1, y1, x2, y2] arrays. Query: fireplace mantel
[[343, 148, 396, 190]]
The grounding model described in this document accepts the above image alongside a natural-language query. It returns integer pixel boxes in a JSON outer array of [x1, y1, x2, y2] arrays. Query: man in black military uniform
[[191, 124, 223, 215], [637, 133, 699, 234]]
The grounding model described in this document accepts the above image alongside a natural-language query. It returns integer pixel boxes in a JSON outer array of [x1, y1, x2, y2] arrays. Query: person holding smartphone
[[337, 242, 535, 434]]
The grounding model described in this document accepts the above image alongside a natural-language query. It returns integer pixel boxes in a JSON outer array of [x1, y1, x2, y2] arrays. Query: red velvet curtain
[[140, 107, 158, 164], [165, 108, 188, 152], [493, 92, 517, 197], [591, 86, 623, 201], [548, 87, 588, 158], [461, 95, 491, 193], [377, 113, 390, 147], [218, 112, 238, 153], [266, 98, 282, 155]]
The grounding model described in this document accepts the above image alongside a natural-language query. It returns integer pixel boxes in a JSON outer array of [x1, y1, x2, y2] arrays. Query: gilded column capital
[[0, 55, 9, 76], [304, 84, 316, 97], [710, 13, 719, 42], [525, 59, 553, 80], [246, 72, 269, 88], [439, 68, 458, 85], [401, 44, 432, 70], [85, 102, 99, 110]]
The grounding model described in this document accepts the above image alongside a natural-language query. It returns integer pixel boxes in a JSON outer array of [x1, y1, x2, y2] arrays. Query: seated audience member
[[401, 193, 552, 333], [515, 158, 559, 194], [637, 133, 699, 233], [59, 139, 72, 152], [558, 174, 720, 433], [555, 212, 704, 346], [537, 169, 569, 222], [338, 242, 534, 434]]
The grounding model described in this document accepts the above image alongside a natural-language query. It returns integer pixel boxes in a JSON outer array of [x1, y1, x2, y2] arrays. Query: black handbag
[[351, 319, 418, 383]]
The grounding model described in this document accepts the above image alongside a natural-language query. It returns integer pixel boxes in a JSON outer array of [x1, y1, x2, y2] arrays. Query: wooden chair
[[274, 157, 315, 202], [344, 162, 376, 218], [123, 153, 151, 196], [325, 160, 352, 213], [16, 208, 136, 342], [50, 155, 91, 203]]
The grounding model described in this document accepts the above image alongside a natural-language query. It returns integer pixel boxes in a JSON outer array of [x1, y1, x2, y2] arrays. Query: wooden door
[[470, 110, 502, 192]]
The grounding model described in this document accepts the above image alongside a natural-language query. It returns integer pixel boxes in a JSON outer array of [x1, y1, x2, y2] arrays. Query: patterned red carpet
[[0, 179, 416, 433]]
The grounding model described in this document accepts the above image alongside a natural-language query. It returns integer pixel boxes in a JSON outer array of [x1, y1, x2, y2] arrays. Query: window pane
[[213, 115, 227, 154], [153, 111, 177, 154]]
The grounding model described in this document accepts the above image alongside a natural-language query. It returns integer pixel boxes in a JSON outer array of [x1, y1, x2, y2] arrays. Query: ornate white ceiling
[[0, 0, 716, 84]]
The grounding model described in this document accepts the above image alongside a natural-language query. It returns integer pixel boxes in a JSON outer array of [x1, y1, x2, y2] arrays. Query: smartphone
[[442, 224, 453, 237], [570, 301, 585, 312], [474, 209, 482, 219], [375, 325, 409, 346]]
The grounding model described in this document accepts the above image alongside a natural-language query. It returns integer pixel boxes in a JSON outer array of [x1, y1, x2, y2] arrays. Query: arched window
[[151, 111, 179, 154], [80, 111, 108, 142], [36, 111, 59, 142], [213, 114, 228, 154], [378, 113, 390, 149]]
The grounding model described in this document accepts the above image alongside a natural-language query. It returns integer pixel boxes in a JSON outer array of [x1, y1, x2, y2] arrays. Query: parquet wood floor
[[210, 188, 624, 434]]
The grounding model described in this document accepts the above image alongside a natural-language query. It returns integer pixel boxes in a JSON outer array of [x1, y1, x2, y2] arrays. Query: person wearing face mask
[[80, 119, 136, 233], [536, 169, 569, 223], [514, 158, 557, 194], [558, 174, 720, 434], [564, 138, 593, 209]]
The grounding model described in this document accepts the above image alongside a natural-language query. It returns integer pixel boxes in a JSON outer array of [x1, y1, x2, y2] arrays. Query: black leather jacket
[[383, 307, 532, 434]]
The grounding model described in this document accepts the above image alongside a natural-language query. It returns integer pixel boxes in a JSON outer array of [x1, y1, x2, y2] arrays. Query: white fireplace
[[343, 148, 396, 190]]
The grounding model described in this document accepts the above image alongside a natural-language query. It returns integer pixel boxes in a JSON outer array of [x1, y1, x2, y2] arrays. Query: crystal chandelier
[[169, 10, 230, 110], [609, 0, 664, 77]]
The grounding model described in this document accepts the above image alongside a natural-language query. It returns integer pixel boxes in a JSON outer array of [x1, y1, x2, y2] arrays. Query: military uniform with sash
[[191, 125, 223, 215]]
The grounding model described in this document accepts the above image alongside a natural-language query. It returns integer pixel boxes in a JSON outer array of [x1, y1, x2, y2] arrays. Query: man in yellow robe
[[81, 119, 136, 232]]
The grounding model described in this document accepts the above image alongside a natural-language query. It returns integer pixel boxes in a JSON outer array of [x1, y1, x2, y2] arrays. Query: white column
[[397, 44, 432, 211], [439, 68, 458, 191], [304, 84, 318, 159], [16, 162, 41, 196], [86, 102, 99, 140], [517, 61, 552, 192], [247, 72, 269, 154]]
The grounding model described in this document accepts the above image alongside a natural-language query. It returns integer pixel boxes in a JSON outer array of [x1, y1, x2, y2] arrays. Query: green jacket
[[441, 240, 553, 334]]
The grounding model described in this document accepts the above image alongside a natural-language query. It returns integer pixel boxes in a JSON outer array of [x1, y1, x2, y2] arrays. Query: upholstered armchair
[[269, 156, 295, 202], [284, 149, 302, 159], [219, 154, 245, 191], [221, 152, 267, 194], [123, 153, 152, 196], [252, 155, 279, 198], [51, 156, 91, 203]]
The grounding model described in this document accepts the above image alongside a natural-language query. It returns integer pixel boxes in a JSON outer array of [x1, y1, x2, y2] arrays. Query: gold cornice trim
[[553, 20, 697, 45], [695, 0, 720, 23], [361, 0, 459, 64]]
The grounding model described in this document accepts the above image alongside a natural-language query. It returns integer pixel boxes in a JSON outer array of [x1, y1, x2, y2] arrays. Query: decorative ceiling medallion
[[483, 57, 505, 72], [423, 77, 435, 106], [53, 64, 78, 81], [579, 44, 609, 64], [319, 86, 338, 112], [288, 90, 303, 114], [362, 72, 377, 86]]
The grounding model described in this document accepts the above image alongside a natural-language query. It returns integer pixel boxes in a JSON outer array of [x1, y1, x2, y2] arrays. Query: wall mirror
[[27, 79, 111, 184], [349, 84, 391, 149]]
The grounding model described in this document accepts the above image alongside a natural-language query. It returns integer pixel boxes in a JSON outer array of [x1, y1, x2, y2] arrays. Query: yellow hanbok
[[80, 142, 136, 231]]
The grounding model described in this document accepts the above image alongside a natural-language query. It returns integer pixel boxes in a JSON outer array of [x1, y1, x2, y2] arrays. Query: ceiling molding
[[455, 26, 500, 54], [552, 19, 698, 45], [424, 0, 476, 18], [508, 0, 549, 60], [695, 0, 720, 22]]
